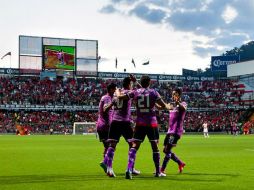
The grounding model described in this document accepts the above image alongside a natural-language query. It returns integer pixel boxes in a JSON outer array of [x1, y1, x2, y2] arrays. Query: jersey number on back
[[116, 99, 124, 109], [137, 95, 150, 108]]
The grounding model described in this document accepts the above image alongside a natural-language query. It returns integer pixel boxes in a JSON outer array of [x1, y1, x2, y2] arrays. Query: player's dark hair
[[123, 77, 131, 88], [174, 88, 182, 96], [140, 75, 150, 88], [107, 83, 117, 92]]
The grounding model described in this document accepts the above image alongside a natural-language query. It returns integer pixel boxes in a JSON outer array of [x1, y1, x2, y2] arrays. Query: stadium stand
[[0, 75, 253, 134]]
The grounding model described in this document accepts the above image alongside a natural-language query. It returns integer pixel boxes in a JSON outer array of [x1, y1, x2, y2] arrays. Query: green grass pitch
[[0, 135, 254, 190]]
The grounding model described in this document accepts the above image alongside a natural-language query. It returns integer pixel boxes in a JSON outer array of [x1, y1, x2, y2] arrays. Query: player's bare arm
[[103, 102, 115, 113], [115, 88, 130, 100], [129, 74, 142, 88], [156, 99, 173, 110]]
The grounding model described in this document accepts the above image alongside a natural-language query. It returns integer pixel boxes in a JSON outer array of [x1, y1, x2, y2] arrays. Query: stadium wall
[[227, 60, 254, 77]]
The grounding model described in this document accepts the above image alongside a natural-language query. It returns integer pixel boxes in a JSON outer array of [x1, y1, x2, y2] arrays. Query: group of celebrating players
[[96, 74, 187, 179]]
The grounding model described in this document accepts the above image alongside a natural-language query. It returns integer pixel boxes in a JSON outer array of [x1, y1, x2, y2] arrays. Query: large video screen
[[44, 45, 75, 70]]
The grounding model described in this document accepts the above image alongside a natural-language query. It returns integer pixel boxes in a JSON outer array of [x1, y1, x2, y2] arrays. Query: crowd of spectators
[[0, 110, 97, 134], [1, 76, 252, 107], [184, 109, 244, 132], [157, 80, 251, 108], [156, 109, 245, 133], [0, 76, 253, 134], [0, 109, 248, 134]]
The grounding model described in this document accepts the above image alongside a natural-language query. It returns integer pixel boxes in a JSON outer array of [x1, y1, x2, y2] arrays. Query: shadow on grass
[[0, 172, 240, 185], [0, 173, 108, 185], [116, 172, 240, 182], [181, 172, 239, 177]]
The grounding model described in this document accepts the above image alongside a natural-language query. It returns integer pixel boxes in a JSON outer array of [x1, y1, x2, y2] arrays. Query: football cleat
[[125, 170, 132, 179], [132, 168, 141, 175], [178, 163, 186, 173], [99, 162, 107, 173], [153, 168, 165, 175], [154, 172, 167, 177], [160, 169, 166, 175], [107, 167, 116, 177]]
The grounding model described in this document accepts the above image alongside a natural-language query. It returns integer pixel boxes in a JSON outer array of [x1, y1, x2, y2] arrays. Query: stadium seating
[[0, 76, 253, 134]]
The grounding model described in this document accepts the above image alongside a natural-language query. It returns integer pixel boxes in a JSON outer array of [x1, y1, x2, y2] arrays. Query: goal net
[[72, 122, 96, 135]]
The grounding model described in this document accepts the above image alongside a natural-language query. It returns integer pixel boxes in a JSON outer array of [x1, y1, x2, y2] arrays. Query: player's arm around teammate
[[102, 77, 140, 177], [123, 75, 172, 179]]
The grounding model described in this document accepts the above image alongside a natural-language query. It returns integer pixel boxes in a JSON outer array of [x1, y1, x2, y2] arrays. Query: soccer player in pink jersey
[[57, 49, 64, 65], [102, 76, 140, 177], [117, 75, 171, 179], [96, 83, 117, 170], [161, 88, 187, 175]]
